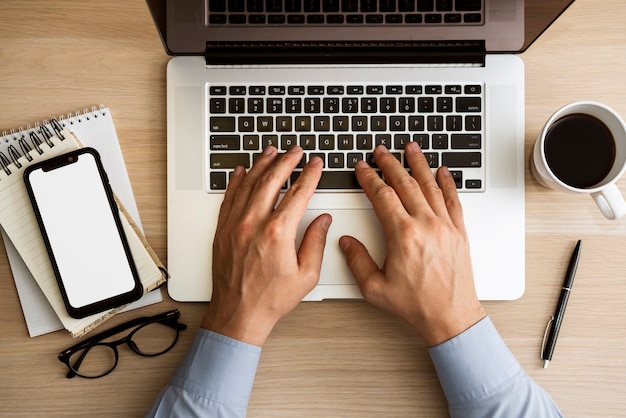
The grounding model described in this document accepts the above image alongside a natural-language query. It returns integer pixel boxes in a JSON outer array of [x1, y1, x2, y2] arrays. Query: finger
[[273, 155, 323, 228], [338, 236, 386, 302], [297, 213, 332, 282], [436, 166, 467, 234], [404, 141, 449, 217], [228, 146, 279, 218], [372, 145, 423, 216], [215, 165, 246, 233], [244, 146, 304, 216], [354, 159, 408, 236]]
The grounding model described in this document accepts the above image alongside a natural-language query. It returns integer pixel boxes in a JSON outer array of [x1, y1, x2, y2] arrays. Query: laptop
[[149, 0, 528, 301]]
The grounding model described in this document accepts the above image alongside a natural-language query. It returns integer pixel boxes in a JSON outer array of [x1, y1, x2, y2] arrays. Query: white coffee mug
[[531, 101, 626, 220]]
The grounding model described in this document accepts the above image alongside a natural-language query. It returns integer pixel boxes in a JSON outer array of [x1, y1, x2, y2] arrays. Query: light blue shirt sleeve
[[148, 317, 561, 417], [428, 316, 563, 418], [146, 328, 261, 418]]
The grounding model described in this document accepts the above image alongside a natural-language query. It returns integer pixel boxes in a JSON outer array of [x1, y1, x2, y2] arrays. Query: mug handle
[[592, 184, 626, 220]]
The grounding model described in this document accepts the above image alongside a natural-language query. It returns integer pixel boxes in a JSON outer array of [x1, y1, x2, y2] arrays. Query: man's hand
[[339, 142, 486, 347], [202, 146, 331, 346]]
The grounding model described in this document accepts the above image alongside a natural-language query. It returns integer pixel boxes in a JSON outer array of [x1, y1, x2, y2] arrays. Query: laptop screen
[[147, 0, 575, 56]]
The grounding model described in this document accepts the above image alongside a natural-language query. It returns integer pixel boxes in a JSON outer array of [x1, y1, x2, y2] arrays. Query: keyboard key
[[347, 153, 364, 168], [451, 134, 481, 149], [238, 116, 254, 131], [456, 0, 482, 11], [366, 85, 384, 94], [333, 116, 350, 131], [314, 116, 331, 131], [243, 135, 260, 150], [293, 170, 361, 189], [418, 97, 434, 112], [210, 153, 250, 169], [323, 0, 340, 12], [267, 0, 283, 12], [432, 134, 448, 149], [394, 134, 410, 149], [249, 86, 266, 95], [347, 85, 364, 94], [285, 0, 302, 12], [210, 172, 227, 190], [442, 152, 481, 167], [464, 85, 482, 94], [327, 14, 345, 23], [328, 153, 344, 168], [248, 98, 264, 113], [308, 86, 325, 95], [338, 134, 354, 149], [425, 14, 443, 23], [296, 116, 312, 131], [456, 97, 481, 112], [303, 0, 321, 12], [210, 117, 236, 131], [281, 135, 297, 150], [288, 86, 306, 95], [436, 0, 453, 11], [210, 98, 227, 113], [300, 135, 316, 150], [466, 179, 482, 189], [262, 135, 279, 148], [424, 152, 439, 168], [327, 85, 345, 94], [210, 135, 240, 150], [361, 98, 377, 112], [417, 0, 435, 11], [209, 86, 227, 95], [465, 115, 482, 131], [319, 134, 335, 149], [450, 170, 463, 188]]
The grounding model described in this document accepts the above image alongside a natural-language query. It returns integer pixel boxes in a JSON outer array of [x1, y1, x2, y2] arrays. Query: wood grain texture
[[1, 1, 626, 416]]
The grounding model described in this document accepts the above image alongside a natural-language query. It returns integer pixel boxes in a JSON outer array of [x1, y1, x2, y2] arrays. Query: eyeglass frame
[[58, 309, 187, 379]]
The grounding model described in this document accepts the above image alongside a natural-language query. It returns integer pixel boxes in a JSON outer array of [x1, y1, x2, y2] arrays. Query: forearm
[[147, 329, 261, 418], [428, 316, 563, 418]]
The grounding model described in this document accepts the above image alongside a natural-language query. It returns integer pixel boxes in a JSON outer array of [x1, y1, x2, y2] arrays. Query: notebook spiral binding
[[0, 105, 107, 176]]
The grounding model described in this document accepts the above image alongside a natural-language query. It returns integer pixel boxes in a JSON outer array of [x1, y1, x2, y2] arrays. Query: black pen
[[541, 240, 581, 369]]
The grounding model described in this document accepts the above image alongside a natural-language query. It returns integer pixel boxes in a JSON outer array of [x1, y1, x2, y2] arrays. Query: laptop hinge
[[205, 40, 485, 66]]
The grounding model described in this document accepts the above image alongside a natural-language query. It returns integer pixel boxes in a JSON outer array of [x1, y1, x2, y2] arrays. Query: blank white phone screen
[[28, 152, 136, 308]]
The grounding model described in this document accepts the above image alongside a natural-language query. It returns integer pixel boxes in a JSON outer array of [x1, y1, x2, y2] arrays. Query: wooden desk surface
[[1, 1, 625, 416]]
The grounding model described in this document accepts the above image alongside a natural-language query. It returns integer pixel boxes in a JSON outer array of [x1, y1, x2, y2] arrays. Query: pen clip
[[540, 316, 554, 360]]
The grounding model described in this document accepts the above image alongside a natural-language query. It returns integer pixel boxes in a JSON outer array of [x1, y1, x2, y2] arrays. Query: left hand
[[201, 146, 331, 346]]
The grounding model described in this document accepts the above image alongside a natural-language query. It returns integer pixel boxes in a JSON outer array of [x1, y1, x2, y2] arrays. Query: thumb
[[339, 236, 385, 299], [298, 214, 332, 277]]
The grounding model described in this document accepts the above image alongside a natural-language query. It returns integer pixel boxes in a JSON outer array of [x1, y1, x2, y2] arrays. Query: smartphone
[[24, 147, 142, 319]]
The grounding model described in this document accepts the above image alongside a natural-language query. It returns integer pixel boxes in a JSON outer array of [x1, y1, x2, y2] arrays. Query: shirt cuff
[[427, 316, 522, 407], [169, 328, 262, 411]]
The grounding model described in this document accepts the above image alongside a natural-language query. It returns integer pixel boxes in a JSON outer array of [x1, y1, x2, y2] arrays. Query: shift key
[[210, 153, 250, 169]]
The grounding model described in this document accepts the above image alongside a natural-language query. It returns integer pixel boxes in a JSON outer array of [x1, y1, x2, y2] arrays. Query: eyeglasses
[[58, 309, 187, 379]]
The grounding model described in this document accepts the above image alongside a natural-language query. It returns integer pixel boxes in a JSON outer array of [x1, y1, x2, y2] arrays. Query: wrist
[[201, 302, 277, 347], [416, 303, 487, 347]]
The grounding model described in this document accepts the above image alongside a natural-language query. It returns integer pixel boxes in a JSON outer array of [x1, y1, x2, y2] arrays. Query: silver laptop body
[[157, 0, 526, 301]]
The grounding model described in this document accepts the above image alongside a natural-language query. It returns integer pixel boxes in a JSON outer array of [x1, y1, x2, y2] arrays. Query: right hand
[[339, 143, 486, 347]]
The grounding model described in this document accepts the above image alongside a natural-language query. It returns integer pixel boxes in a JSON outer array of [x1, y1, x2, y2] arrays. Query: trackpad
[[297, 209, 386, 286]]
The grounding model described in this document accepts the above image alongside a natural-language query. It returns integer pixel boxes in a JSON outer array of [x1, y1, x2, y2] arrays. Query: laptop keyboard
[[207, 82, 485, 192], [208, 0, 484, 25]]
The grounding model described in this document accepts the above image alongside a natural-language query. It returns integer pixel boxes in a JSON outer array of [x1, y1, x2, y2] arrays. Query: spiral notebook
[[0, 106, 166, 337]]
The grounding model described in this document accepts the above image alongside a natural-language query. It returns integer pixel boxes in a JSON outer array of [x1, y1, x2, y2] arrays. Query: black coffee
[[544, 113, 616, 189]]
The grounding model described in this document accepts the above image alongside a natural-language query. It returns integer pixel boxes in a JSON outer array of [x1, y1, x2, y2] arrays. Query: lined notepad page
[[0, 107, 162, 337]]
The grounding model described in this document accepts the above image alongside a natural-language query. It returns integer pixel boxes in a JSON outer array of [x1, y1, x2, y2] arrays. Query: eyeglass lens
[[68, 321, 180, 378]]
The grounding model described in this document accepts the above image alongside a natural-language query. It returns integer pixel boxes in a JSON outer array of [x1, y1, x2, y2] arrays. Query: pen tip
[[543, 360, 550, 369]]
